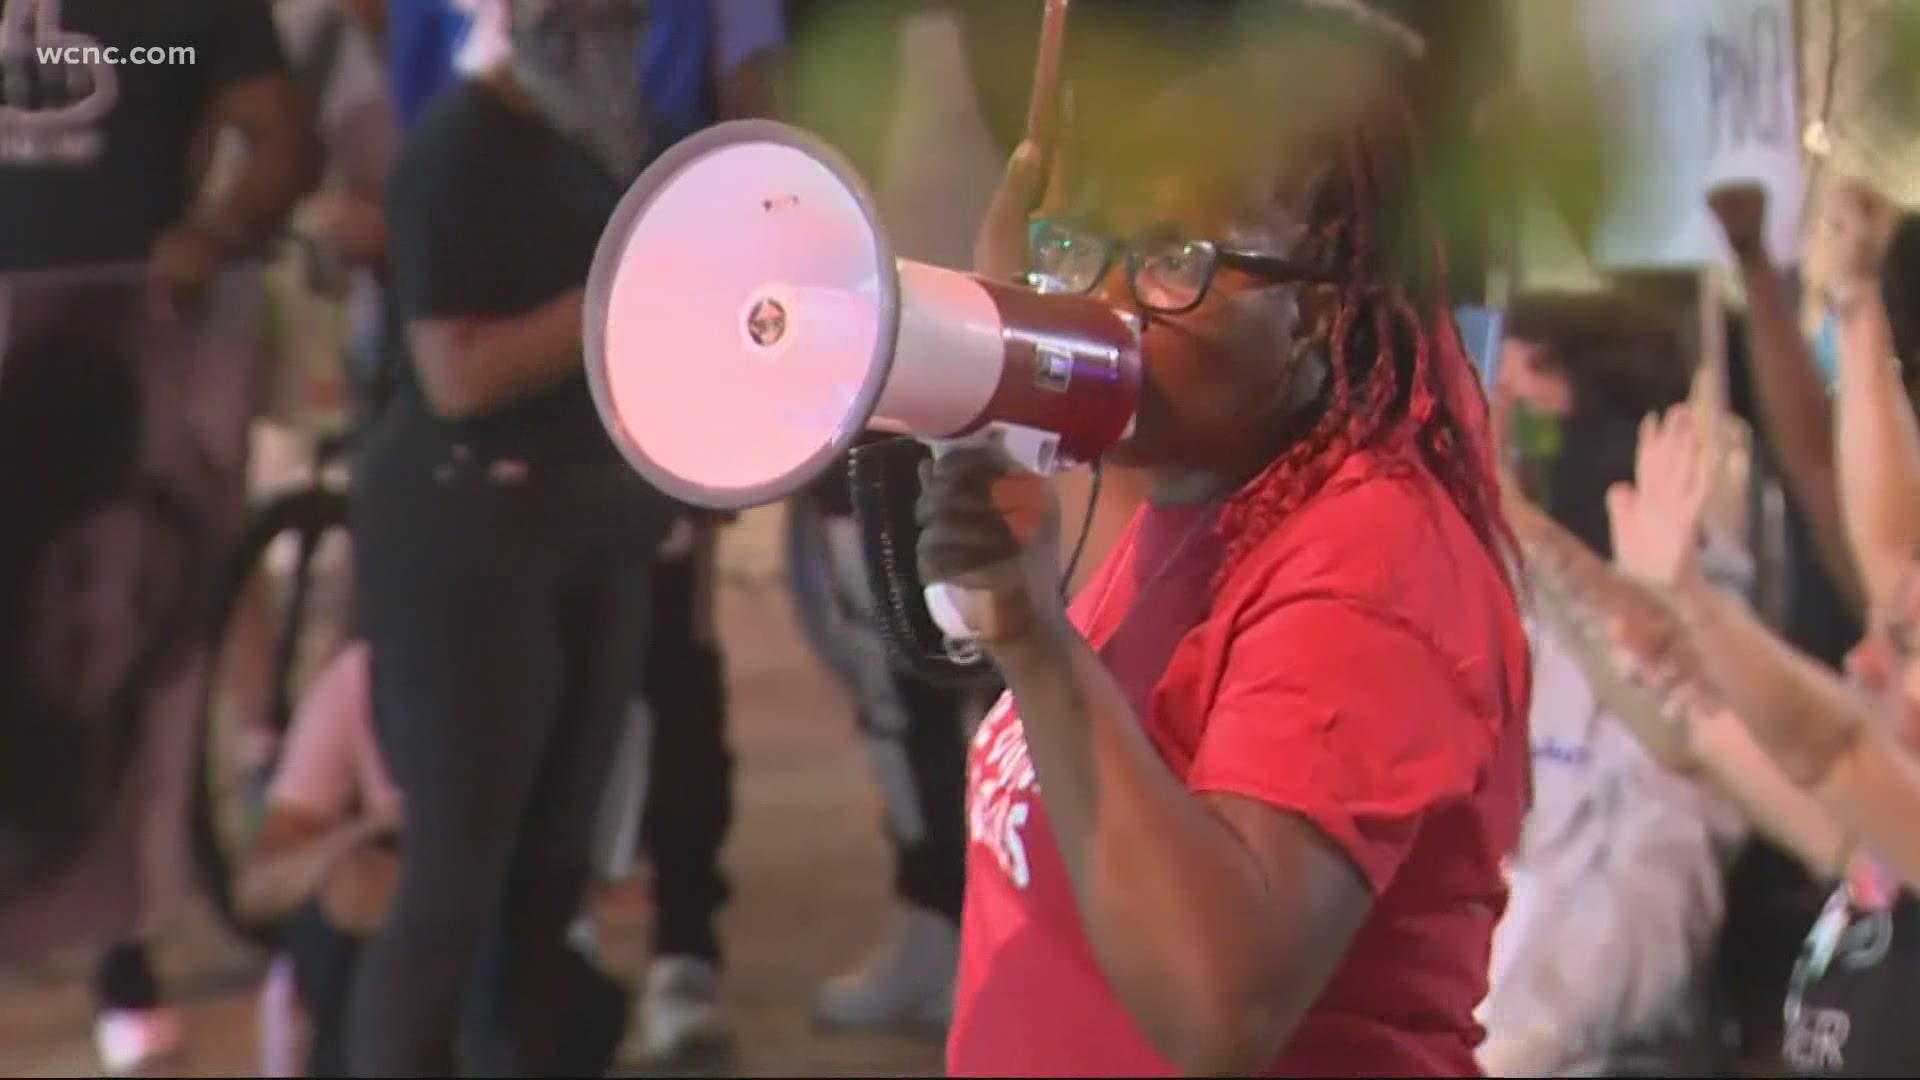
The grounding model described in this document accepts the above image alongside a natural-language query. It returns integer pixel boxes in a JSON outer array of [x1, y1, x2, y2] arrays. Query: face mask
[[1506, 399, 1562, 505], [509, 0, 651, 179]]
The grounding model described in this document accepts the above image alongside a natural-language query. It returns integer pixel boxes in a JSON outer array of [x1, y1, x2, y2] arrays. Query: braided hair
[[1056, 0, 1516, 586], [1213, 77, 1515, 588]]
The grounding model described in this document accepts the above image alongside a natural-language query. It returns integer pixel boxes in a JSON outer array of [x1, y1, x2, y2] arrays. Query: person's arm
[[1508, 473, 1857, 877], [920, 450, 1416, 1074], [233, 646, 382, 922], [1827, 181, 1920, 609], [406, 288, 587, 419], [1531, 564, 1854, 877], [1606, 404, 1920, 888], [387, 131, 587, 419], [991, 614, 1376, 1075], [154, 1, 324, 301], [1684, 704, 1856, 880], [1664, 571, 1920, 890], [235, 813, 387, 923], [1506, 485, 1703, 768], [309, 190, 390, 270], [1602, 405, 1861, 785], [1706, 184, 1862, 614], [1657, 551, 1875, 789], [234, 645, 390, 923], [192, 78, 325, 250], [1835, 288, 1920, 608]]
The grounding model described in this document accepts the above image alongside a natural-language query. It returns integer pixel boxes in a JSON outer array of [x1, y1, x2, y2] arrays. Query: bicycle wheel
[[188, 485, 354, 948]]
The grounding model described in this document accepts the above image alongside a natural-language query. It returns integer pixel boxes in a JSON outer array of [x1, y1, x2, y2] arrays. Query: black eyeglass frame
[[1026, 217, 1344, 315]]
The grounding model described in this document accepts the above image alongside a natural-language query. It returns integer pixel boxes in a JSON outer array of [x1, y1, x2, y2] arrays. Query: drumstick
[[1025, 0, 1071, 157]]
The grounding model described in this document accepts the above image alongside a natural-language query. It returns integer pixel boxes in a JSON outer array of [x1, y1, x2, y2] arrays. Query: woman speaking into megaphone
[[917, 2, 1529, 1075]]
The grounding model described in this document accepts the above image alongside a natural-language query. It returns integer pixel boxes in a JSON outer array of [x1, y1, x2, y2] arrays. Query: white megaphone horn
[[584, 119, 1142, 649]]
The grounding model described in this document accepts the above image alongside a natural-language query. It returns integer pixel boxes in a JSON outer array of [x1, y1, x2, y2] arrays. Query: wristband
[[1824, 278, 1881, 323]]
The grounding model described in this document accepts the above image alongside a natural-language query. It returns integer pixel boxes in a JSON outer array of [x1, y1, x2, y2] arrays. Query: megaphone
[[585, 119, 1142, 649]]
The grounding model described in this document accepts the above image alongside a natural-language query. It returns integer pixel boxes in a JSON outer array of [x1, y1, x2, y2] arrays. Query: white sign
[[1579, 0, 1803, 269]]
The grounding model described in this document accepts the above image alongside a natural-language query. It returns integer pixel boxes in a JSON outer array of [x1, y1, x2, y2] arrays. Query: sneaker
[[814, 903, 957, 1033], [94, 1007, 185, 1076], [628, 955, 733, 1065]]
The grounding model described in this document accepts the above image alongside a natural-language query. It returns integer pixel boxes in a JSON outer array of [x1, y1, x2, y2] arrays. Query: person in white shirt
[[241, 636, 630, 1077], [1481, 614, 1750, 1076], [234, 640, 400, 1077], [1481, 293, 1751, 1076]]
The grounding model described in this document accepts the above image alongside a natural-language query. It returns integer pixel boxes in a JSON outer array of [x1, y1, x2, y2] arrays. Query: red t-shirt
[[948, 449, 1533, 1078]]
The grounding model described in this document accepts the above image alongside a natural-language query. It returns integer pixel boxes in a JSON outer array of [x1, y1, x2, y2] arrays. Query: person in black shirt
[[341, 1, 676, 1073], [0, 0, 318, 287], [0, 1, 317, 1072]]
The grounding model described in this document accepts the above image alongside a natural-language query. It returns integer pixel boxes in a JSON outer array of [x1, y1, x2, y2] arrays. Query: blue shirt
[[382, 0, 784, 139], [639, 0, 717, 149], [638, 0, 783, 145], [385, 0, 467, 129]]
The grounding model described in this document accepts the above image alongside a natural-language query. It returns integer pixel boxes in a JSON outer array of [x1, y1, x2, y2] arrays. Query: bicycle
[[187, 420, 357, 949]]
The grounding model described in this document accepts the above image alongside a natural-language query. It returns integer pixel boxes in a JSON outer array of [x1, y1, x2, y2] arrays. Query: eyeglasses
[[1026, 217, 1341, 315]]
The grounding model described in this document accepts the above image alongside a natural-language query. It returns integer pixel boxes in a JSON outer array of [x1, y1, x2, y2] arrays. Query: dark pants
[[290, 898, 629, 1078], [813, 457, 970, 927], [94, 942, 161, 1011], [290, 898, 630, 1078], [286, 902, 361, 1077], [638, 550, 734, 967], [860, 669, 967, 925], [344, 411, 666, 1076], [637, 518, 969, 973]]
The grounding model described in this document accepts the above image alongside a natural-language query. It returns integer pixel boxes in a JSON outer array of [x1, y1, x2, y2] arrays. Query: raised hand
[[973, 142, 1047, 282], [1607, 405, 1717, 589], [1707, 181, 1769, 262], [1821, 177, 1900, 294], [973, 90, 1075, 283]]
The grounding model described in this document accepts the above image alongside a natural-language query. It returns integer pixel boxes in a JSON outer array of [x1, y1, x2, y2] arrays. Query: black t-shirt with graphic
[[0, 0, 288, 272], [381, 79, 624, 466], [1782, 877, 1920, 1078]]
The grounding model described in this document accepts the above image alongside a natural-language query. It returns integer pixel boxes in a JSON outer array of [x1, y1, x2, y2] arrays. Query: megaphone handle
[[921, 437, 985, 656], [924, 579, 984, 654], [919, 433, 1042, 659]]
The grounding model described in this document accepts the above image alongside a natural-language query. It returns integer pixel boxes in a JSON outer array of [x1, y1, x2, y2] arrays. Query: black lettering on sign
[[1704, 4, 1793, 156]]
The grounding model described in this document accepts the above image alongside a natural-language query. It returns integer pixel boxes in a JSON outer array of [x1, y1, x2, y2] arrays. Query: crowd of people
[[3, 0, 1919, 1078]]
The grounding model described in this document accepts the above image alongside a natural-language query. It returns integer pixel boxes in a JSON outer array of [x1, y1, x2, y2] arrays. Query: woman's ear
[[1290, 271, 1337, 360]]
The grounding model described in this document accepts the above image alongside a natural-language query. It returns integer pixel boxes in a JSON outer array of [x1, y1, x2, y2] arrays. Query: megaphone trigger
[[915, 427, 1061, 653], [923, 423, 1059, 477], [925, 581, 989, 662]]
